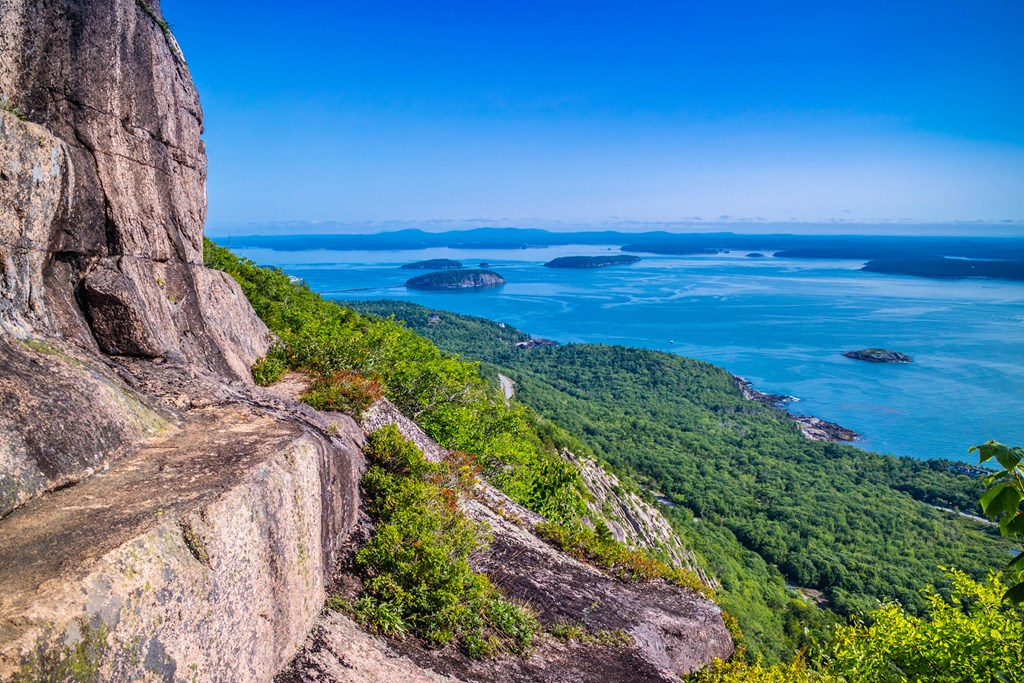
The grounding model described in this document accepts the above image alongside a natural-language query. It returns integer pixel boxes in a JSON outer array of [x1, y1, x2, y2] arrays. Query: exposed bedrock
[[0, 405, 365, 681]]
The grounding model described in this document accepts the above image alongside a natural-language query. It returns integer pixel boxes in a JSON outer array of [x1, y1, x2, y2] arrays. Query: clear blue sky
[[165, 0, 1024, 232]]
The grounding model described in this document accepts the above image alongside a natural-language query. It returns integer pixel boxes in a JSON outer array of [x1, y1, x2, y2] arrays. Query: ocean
[[226, 242, 1024, 463]]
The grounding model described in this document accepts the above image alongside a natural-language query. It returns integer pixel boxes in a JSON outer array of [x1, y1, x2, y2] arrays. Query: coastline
[[732, 374, 860, 443]]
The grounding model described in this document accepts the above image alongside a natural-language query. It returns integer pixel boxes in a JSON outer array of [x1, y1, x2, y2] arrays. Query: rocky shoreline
[[732, 375, 860, 443]]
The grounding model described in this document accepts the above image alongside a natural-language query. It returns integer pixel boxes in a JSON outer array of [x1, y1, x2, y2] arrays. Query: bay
[[228, 242, 1024, 463]]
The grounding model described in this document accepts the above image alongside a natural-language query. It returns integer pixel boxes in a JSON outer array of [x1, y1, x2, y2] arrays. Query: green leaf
[[1002, 580, 1024, 606], [973, 441, 1023, 470], [1002, 512, 1024, 537], [1007, 550, 1024, 572], [980, 483, 1023, 519]]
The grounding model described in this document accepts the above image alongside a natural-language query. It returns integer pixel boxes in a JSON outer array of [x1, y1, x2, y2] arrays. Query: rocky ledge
[[843, 349, 912, 363], [405, 269, 506, 290], [732, 375, 859, 443]]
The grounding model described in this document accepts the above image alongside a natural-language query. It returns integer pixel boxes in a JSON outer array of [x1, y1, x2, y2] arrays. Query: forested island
[[544, 255, 641, 268], [401, 258, 464, 269], [405, 269, 506, 290], [862, 257, 1024, 281], [620, 243, 720, 255]]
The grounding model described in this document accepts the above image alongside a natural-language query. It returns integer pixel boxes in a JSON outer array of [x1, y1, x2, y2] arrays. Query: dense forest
[[347, 300, 1011, 660]]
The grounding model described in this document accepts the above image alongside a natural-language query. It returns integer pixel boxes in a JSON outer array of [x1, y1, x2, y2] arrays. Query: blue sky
[[165, 0, 1024, 232]]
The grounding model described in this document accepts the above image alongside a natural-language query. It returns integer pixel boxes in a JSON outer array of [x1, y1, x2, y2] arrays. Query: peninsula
[[405, 269, 506, 290], [544, 255, 641, 268], [401, 259, 464, 270]]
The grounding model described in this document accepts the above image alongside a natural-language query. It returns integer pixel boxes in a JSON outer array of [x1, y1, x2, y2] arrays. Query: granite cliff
[[0, 1, 732, 680]]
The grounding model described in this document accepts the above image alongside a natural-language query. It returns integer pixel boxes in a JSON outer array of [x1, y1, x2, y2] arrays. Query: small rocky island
[[401, 258, 464, 270], [844, 348, 912, 363], [544, 255, 641, 268], [405, 269, 506, 290], [746, 252, 766, 258]]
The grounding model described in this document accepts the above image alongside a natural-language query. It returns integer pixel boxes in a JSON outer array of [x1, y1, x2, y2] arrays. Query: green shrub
[[338, 425, 538, 657], [251, 345, 288, 386]]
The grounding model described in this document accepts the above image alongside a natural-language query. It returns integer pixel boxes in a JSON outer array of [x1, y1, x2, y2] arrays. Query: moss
[[12, 619, 109, 683]]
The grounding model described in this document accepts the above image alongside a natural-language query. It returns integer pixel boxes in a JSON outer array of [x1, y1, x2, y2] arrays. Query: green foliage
[[973, 440, 1024, 604], [536, 521, 707, 594], [348, 299, 1010, 662], [13, 620, 109, 683], [825, 569, 1023, 682], [203, 239, 589, 524], [345, 425, 538, 656], [691, 570, 1024, 683]]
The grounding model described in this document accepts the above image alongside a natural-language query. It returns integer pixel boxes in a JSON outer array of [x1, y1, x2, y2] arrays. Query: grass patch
[[535, 520, 709, 596], [548, 621, 634, 648]]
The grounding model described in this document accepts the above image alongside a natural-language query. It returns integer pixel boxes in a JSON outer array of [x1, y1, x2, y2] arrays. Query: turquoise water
[[230, 243, 1024, 463]]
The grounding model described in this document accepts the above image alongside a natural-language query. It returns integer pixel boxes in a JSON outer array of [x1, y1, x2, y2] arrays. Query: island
[[543, 255, 641, 268], [478, 261, 491, 268], [405, 269, 505, 290], [746, 252, 766, 258], [620, 243, 720, 255], [862, 257, 1024, 282], [843, 348, 912, 363], [401, 259, 464, 270]]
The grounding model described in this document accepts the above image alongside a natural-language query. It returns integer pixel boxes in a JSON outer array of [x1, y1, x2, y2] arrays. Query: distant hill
[[216, 229, 1024, 259]]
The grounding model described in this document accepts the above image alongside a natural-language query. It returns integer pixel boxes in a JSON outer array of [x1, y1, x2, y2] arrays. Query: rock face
[[0, 1, 353, 678], [843, 348, 912, 363], [0, 0, 267, 375], [405, 269, 506, 290], [0, 0, 272, 511], [564, 451, 717, 586]]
